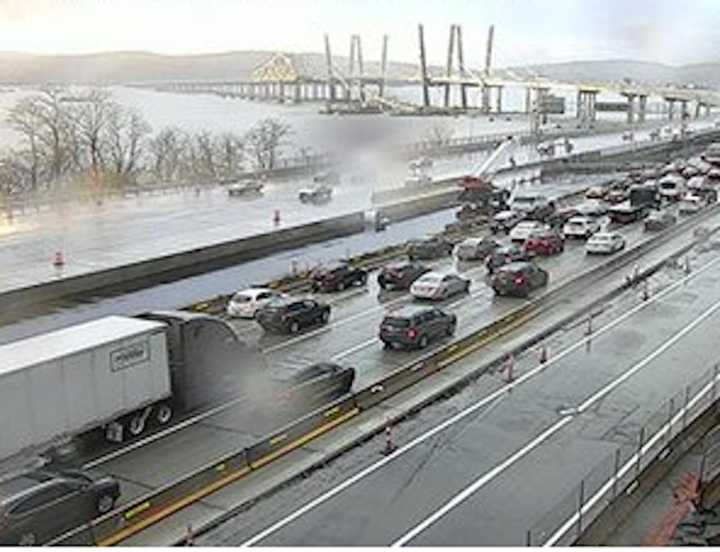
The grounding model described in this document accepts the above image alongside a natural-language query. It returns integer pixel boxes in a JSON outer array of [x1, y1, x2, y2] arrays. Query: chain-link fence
[[527, 363, 720, 546]]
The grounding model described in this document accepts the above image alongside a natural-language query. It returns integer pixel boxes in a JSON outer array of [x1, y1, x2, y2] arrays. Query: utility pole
[[418, 23, 430, 108], [379, 34, 388, 98]]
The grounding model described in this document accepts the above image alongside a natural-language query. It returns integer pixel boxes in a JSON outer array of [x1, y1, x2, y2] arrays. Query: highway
[[59, 199, 719, 535], [0, 171, 612, 345], [0, 117, 706, 305], [197, 220, 720, 546]]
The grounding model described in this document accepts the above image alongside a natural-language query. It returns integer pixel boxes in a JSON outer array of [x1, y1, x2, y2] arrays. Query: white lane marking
[[240, 253, 720, 547], [331, 337, 379, 361], [543, 371, 720, 546], [392, 294, 720, 546], [392, 418, 574, 547], [83, 391, 250, 469]]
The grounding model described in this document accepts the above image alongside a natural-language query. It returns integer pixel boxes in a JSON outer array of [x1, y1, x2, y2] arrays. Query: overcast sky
[[0, 0, 719, 67]]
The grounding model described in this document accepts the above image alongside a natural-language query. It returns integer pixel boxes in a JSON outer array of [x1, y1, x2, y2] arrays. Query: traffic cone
[[273, 209, 281, 225], [52, 251, 65, 268], [539, 345, 548, 364], [585, 317, 593, 336], [383, 426, 396, 456], [642, 280, 650, 302]]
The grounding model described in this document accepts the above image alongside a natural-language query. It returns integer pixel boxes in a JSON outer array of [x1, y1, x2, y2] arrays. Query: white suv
[[563, 216, 601, 239]]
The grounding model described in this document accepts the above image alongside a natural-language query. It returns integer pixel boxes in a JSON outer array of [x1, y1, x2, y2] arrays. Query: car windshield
[[418, 274, 442, 283], [231, 294, 253, 303]]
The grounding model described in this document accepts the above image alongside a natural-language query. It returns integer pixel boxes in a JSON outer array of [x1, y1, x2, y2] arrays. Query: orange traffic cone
[[52, 251, 65, 268]]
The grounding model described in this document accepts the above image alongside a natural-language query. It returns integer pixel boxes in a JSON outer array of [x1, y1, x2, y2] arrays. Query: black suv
[[311, 262, 368, 292], [0, 469, 120, 546], [379, 305, 456, 350], [256, 297, 331, 333], [377, 261, 431, 290], [491, 261, 549, 298], [406, 237, 453, 260], [485, 244, 530, 274]]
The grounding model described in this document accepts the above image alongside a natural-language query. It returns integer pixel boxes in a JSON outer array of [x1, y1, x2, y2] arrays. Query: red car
[[524, 229, 565, 256]]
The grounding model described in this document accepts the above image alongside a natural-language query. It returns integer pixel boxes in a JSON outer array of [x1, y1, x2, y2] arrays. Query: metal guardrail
[[530, 365, 720, 547], [48, 197, 719, 546]]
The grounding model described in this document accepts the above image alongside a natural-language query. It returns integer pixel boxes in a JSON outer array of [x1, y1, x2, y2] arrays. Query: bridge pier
[[495, 85, 503, 113], [576, 89, 598, 123], [637, 95, 647, 123], [621, 92, 637, 124]]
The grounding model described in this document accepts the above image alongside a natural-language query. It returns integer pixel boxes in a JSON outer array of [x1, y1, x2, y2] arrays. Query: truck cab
[[137, 311, 264, 413]]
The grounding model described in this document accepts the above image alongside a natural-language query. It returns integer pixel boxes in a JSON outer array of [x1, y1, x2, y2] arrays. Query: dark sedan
[[377, 261, 431, 291], [0, 469, 120, 546], [491, 262, 549, 298], [311, 262, 367, 292], [256, 298, 331, 334], [406, 237, 454, 260], [486, 244, 530, 274]]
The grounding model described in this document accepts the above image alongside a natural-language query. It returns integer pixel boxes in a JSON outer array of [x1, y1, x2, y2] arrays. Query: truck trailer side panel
[[0, 318, 171, 461]]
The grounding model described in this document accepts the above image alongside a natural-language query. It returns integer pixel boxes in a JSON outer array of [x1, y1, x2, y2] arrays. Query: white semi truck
[[0, 311, 263, 463]]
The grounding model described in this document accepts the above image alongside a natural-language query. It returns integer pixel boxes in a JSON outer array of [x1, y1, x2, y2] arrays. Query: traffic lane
[[243, 249, 720, 546], [0, 206, 458, 344], [91, 393, 322, 505], [258, 219, 649, 387], [412, 276, 720, 545]]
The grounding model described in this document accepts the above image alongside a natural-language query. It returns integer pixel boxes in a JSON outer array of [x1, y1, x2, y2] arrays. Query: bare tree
[[214, 132, 244, 181], [72, 89, 114, 184], [6, 98, 44, 191], [244, 118, 292, 170], [193, 130, 217, 180], [148, 126, 185, 182], [105, 105, 152, 180]]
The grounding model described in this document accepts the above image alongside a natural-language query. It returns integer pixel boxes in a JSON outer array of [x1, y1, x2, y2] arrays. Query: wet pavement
[[196, 225, 720, 546]]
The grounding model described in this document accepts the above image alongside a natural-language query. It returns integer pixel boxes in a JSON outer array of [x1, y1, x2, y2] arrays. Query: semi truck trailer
[[0, 316, 173, 462], [0, 310, 354, 465]]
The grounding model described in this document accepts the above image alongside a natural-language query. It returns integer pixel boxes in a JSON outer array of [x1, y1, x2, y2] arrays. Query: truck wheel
[[97, 494, 116, 514], [289, 321, 300, 333], [358, 273, 367, 286], [337, 281, 345, 291], [321, 310, 330, 324], [418, 335, 429, 349], [128, 415, 146, 437], [156, 404, 173, 425]]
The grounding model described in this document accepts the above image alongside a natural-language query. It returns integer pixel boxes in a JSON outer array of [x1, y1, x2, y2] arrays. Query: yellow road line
[[99, 407, 359, 546]]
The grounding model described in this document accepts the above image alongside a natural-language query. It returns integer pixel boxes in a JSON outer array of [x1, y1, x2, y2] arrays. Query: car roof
[[494, 210, 518, 218], [234, 287, 273, 297], [567, 215, 590, 223], [385, 304, 438, 318], [459, 236, 490, 245], [496, 261, 533, 272]]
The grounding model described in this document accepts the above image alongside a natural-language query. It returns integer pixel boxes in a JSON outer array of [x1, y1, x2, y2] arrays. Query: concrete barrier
[[0, 212, 365, 312], [376, 189, 460, 223]]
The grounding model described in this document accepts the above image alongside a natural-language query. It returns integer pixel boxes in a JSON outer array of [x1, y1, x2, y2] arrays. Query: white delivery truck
[[0, 316, 172, 462]]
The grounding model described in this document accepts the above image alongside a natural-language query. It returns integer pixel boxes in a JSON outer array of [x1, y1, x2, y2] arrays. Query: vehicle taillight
[[515, 276, 525, 285], [407, 328, 418, 339], [281, 314, 289, 321]]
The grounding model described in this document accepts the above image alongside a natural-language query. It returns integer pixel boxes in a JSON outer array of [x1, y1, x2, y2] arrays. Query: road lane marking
[[392, 294, 720, 546], [240, 252, 720, 547]]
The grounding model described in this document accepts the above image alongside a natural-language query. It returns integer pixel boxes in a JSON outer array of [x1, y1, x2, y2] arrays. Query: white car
[[679, 194, 704, 214], [226, 288, 287, 319], [658, 174, 686, 201], [586, 232, 626, 255], [410, 271, 470, 300], [563, 216, 601, 239], [228, 179, 264, 196], [509, 221, 548, 243]]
